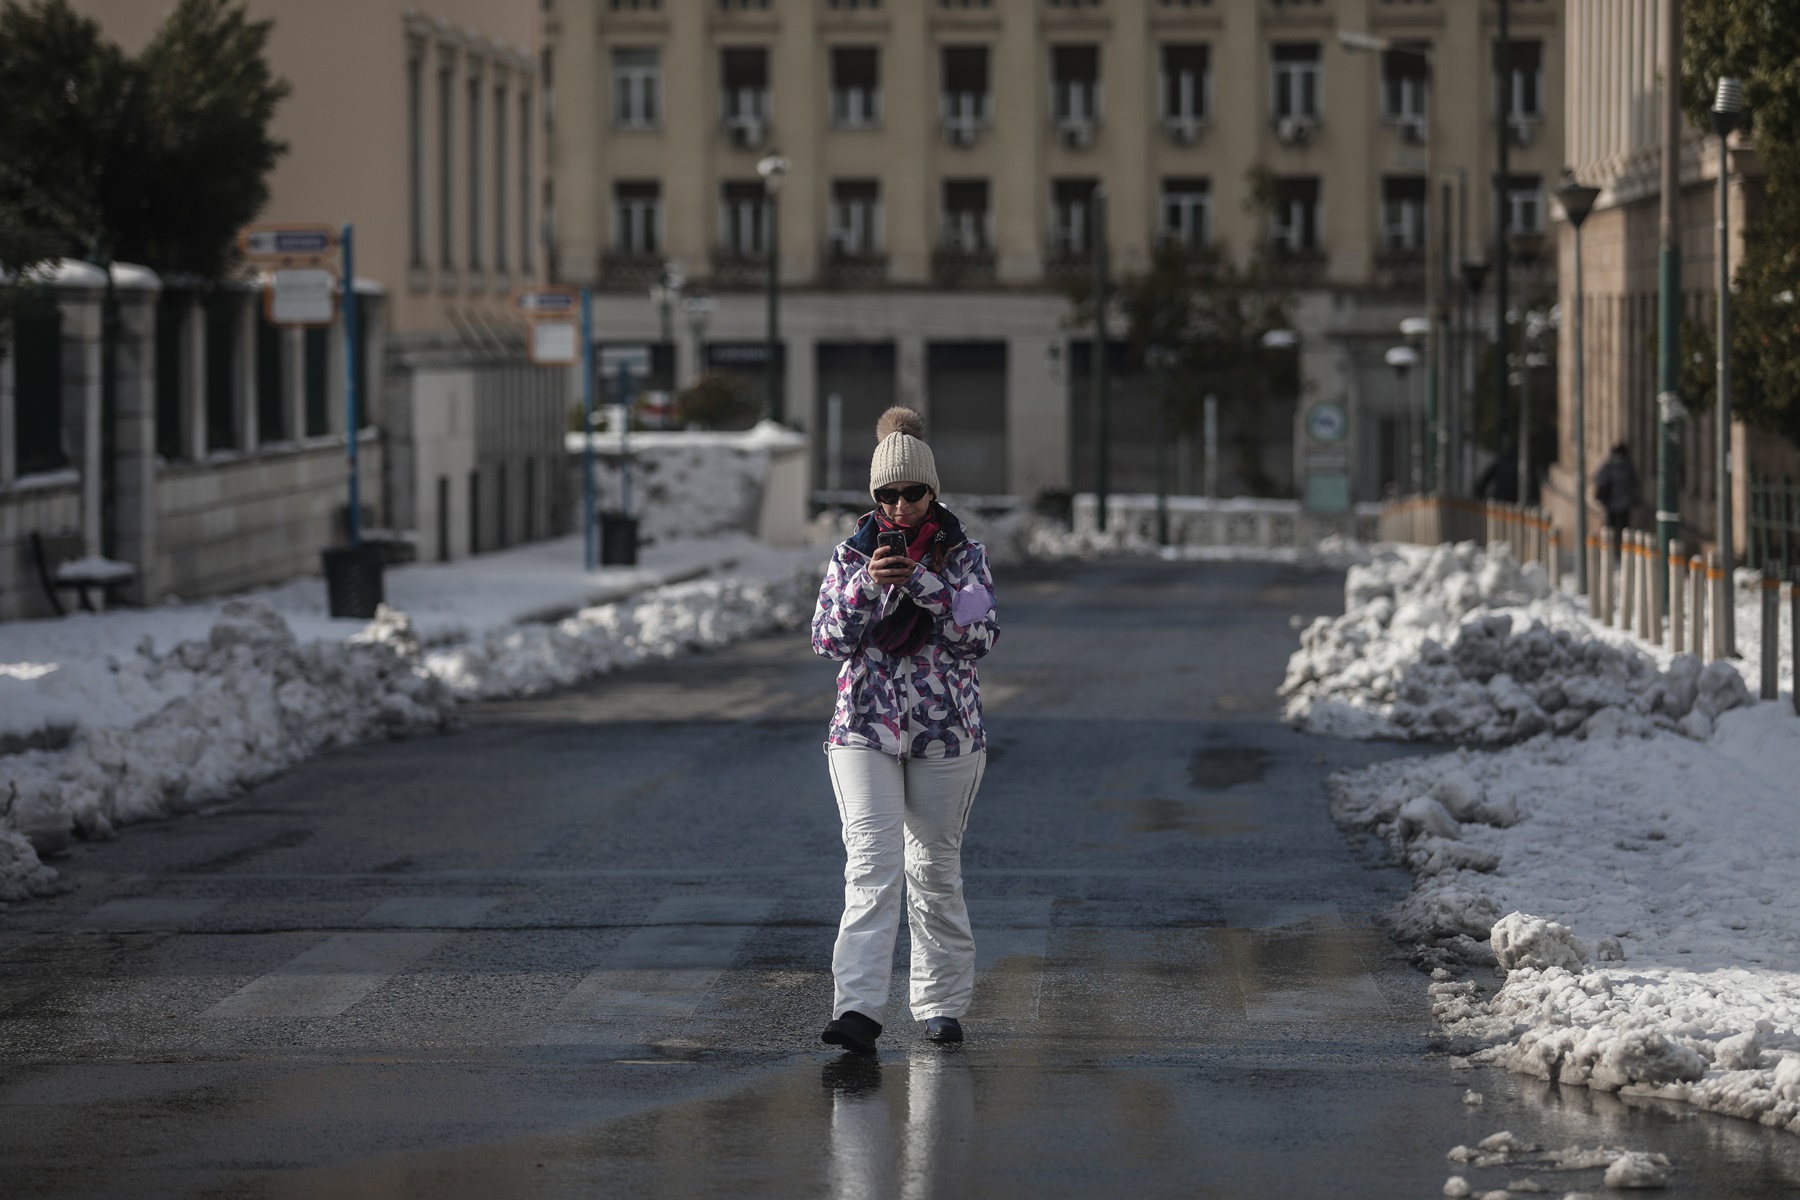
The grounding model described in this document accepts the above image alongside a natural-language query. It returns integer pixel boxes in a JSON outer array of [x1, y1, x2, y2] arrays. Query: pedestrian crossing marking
[[76, 898, 222, 930], [200, 897, 495, 1021], [542, 896, 778, 1043]]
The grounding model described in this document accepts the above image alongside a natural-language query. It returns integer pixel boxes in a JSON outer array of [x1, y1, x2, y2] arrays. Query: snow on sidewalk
[[0, 533, 822, 902], [1290, 539, 1800, 1138]]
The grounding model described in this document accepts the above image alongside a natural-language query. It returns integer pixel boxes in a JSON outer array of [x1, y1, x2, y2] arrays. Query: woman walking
[[811, 407, 999, 1053]]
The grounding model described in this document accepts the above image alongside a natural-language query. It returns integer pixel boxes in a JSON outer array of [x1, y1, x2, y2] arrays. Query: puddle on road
[[1096, 795, 1259, 838], [1187, 745, 1270, 789]]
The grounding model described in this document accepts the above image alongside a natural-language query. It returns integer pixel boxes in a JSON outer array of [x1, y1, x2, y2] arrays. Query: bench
[[29, 530, 137, 616]]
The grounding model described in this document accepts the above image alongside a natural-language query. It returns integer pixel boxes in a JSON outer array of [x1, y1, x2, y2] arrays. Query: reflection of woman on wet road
[[811, 407, 1000, 1053]]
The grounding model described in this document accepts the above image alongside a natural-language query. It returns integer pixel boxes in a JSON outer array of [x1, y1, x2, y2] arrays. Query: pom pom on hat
[[876, 406, 925, 441], [870, 406, 940, 497]]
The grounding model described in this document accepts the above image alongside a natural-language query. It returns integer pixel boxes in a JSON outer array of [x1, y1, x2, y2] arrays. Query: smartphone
[[876, 530, 909, 558]]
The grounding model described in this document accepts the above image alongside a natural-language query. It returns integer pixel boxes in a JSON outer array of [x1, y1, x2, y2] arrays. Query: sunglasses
[[873, 484, 932, 505]]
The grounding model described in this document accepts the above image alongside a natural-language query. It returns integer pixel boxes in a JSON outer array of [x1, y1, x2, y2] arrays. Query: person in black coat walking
[[1592, 444, 1640, 534]]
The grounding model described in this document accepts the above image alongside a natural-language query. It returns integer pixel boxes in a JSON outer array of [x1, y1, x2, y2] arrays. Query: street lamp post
[[1342, 30, 1439, 496], [757, 151, 790, 424], [1460, 260, 1488, 494], [1556, 176, 1600, 596], [682, 289, 716, 381], [649, 261, 684, 347], [1400, 316, 1431, 490], [1712, 78, 1743, 656]]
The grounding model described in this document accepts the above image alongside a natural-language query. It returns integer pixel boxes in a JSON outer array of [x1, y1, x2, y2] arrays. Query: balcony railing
[[821, 250, 889, 287], [1264, 247, 1328, 282], [1373, 247, 1424, 285], [707, 252, 769, 289], [932, 245, 998, 287], [598, 253, 664, 290]]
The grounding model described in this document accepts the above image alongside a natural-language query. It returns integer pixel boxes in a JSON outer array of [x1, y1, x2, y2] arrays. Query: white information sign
[[531, 319, 580, 366], [266, 268, 337, 326], [600, 346, 652, 377]]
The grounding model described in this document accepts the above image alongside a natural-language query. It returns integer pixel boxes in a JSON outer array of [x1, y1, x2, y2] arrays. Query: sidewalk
[[1286, 540, 1800, 1142]]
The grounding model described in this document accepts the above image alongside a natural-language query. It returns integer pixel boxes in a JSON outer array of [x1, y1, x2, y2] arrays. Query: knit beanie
[[869, 407, 940, 497]]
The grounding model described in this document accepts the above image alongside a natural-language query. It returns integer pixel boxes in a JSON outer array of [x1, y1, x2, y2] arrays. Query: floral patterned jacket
[[811, 507, 999, 760]]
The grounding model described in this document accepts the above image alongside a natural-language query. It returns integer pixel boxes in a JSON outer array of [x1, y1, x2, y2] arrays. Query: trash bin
[[321, 545, 385, 619], [600, 511, 639, 566]]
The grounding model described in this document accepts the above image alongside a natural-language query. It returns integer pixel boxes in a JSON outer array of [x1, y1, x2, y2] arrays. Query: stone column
[[110, 264, 162, 603]]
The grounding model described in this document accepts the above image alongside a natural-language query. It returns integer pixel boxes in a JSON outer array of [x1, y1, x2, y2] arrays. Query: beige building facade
[[550, 0, 1564, 501], [1547, 0, 1795, 560], [0, 1, 568, 621]]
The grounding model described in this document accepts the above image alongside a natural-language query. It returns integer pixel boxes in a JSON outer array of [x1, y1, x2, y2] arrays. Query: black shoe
[[821, 1010, 882, 1054], [924, 1016, 963, 1043]]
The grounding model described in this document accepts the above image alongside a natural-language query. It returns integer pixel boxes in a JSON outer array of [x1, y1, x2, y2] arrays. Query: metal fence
[[1748, 473, 1799, 575], [1378, 495, 1559, 580]]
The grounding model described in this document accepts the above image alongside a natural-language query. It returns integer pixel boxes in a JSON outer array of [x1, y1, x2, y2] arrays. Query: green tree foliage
[[0, 0, 285, 291], [674, 372, 760, 430], [1682, 0, 1800, 447], [1071, 172, 1300, 497], [0, 0, 139, 344], [122, 0, 288, 279]]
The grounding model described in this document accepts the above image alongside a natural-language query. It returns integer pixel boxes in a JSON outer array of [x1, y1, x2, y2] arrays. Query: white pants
[[825, 745, 986, 1022]]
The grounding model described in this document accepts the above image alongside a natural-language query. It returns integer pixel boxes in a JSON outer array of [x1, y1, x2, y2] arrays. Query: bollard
[[1587, 535, 1601, 617], [1708, 553, 1728, 661], [1669, 542, 1687, 654], [1690, 555, 1708, 661], [1635, 533, 1654, 641], [1648, 535, 1665, 646], [1549, 530, 1562, 590], [1601, 529, 1617, 624], [1762, 567, 1781, 700], [1620, 532, 1638, 632], [1792, 567, 1800, 716]]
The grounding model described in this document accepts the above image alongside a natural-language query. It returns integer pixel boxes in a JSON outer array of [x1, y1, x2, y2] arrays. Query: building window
[[940, 46, 991, 142], [438, 55, 455, 269], [494, 84, 509, 273], [520, 92, 534, 273], [941, 179, 992, 251], [1051, 45, 1100, 128], [1161, 44, 1210, 130], [1502, 174, 1543, 234], [1272, 43, 1321, 121], [1160, 178, 1211, 249], [613, 47, 660, 129], [1495, 39, 1544, 122], [609, 0, 661, 9], [1381, 176, 1426, 250], [1269, 177, 1321, 254], [1048, 0, 1102, 7], [407, 46, 425, 270], [1050, 178, 1098, 257], [304, 327, 329, 437], [718, 0, 769, 11], [939, 0, 992, 7], [614, 181, 661, 254], [1381, 43, 1429, 131], [830, 47, 881, 129], [721, 181, 769, 255], [722, 47, 770, 145], [829, 180, 882, 256], [1158, 0, 1211, 6], [826, 0, 881, 8]]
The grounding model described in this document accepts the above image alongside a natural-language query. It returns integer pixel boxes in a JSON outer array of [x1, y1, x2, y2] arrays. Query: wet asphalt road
[[6, 559, 1800, 1199]]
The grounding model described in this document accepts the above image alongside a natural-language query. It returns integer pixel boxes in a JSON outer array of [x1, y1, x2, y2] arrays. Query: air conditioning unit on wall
[[1276, 115, 1318, 147], [1058, 119, 1096, 150], [1396, 116, 1426, 144], [944, 120, 979, 148], [726, 115, 767, 151], [1164, 117, 1203, 145]]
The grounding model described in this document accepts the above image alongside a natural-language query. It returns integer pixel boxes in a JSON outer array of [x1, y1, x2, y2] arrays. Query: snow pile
[[0, 537, 823, 902], [568, 422, 806, 545], [1330, 702, 1800, 1134], [423, 565, 817, 701], [1281, 542, 1756, 743], [1, 601, 454, 899]]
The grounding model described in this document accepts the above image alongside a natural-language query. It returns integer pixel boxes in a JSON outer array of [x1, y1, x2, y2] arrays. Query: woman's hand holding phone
[[869, 537, 914, 587]]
